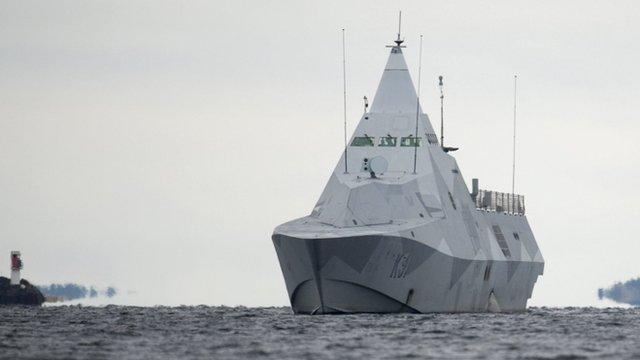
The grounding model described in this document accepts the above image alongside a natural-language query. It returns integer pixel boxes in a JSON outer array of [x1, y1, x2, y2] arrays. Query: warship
[[272, 26, 544, 314]]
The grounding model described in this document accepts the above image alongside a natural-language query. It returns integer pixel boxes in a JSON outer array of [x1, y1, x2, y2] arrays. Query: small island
[[0, 276, 45, 306], [0, 251, 45, 306], [599, 278, 640, 306]]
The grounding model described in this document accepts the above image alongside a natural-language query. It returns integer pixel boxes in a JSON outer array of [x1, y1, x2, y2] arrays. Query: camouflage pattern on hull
[[273, 233, 543, 314]]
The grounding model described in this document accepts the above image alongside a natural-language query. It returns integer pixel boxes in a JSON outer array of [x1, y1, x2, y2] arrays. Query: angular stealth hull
[[274, 210, 543, 314], [272, 35, 543, 314]]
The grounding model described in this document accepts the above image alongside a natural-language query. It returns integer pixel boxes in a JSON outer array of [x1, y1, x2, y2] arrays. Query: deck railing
[[473, 189, 525, 215]]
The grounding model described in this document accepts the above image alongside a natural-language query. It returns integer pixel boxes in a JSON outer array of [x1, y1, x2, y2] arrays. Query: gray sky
[[1, 0, 638, 306]]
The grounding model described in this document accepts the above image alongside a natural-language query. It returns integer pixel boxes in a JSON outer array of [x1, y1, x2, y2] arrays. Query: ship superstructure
[[272, 32, 544, 314]]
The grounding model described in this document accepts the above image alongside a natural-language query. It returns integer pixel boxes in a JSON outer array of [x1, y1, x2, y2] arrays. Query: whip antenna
[[342, 29, 348, 174], [394, 11, 404, 46], [439, 75, 444, 148], [398, 12, 401, 40], [512, 74, 518, 210], [412, 35, 423, 174]]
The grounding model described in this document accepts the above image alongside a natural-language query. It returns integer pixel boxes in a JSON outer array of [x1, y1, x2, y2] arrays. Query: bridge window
[[400, 136, 422, 147], [379, 136, 397, 147], [351, 136, 374, 146]]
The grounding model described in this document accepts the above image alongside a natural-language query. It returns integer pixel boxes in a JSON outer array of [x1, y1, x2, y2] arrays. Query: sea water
[[0, 306, 637, 359]]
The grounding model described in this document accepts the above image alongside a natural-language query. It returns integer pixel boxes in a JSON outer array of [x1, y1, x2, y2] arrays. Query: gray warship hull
[[274, 211, 543, 314], [274, 236, 542, 314]]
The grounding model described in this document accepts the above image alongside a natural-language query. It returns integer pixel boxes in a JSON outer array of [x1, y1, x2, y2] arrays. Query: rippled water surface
[[0, 306, 638, 359]]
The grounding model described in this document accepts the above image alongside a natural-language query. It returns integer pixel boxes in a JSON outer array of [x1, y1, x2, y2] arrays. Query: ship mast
[[439, 76, 458, 153]]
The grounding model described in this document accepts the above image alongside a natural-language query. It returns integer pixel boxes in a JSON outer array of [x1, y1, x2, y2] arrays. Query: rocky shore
[[0, 276, 45, 305]]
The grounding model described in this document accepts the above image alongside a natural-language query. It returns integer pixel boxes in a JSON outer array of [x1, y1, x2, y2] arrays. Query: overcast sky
[[1, 0, 639, 306]]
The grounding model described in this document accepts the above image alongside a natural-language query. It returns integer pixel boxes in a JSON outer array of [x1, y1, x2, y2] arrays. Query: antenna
[[437, 76, 458, 153], [395, 11, 404, 46], [342, 29, 348, 174], [413, 35, 423, 174], [511, 74, 517, 211], [363, 96, 369, 113], [439, 75, 444, 147]]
